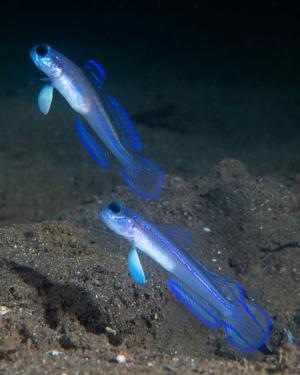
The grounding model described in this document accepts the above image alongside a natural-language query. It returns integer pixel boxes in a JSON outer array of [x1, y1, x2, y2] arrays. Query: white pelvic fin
[[128, 246, 147, 284], [38, 84, 53, 115]]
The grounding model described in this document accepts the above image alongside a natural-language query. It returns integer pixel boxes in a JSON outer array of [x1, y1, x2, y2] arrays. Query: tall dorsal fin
[[83, 59, 107, 90], [102, 93, 142, 153], [83, 59, 142, 153], [158, 224, 192, 248], [206, 270, 244, 302]]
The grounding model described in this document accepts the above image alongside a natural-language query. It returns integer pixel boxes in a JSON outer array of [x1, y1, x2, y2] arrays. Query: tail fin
[[121, 156, 164, 199], [206, 269, 272, 351], [169, 270, 271, 352], [223, 302, 272, 352]]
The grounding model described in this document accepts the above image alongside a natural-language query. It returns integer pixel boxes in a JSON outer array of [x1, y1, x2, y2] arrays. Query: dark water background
[[1, 1, 300, 223]]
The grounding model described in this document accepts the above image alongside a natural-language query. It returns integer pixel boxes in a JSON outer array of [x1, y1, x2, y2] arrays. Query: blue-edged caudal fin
[[76, 118, 110, 168], [121, 156, 164, 199], [223, 303, 272, 352], [207, 270, 271, 351], [169, 278, 221, 329]]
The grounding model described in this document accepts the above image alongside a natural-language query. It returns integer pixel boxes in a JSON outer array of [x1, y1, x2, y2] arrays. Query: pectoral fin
[[38, 84, 53, 115], [128, 247, 146, 284]]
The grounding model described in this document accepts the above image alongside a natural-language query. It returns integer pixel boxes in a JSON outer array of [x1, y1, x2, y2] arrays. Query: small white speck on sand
[[47, 350, 62, 356], [0, 306, 12, 315], [115, 354, 127, 363]]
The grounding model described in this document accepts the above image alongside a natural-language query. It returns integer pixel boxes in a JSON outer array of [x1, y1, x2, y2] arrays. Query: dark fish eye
[[36, 45, 48, 57], [108, 201, 121, 214]]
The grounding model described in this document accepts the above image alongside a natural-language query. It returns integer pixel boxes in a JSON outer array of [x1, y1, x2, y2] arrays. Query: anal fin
[[169, 278, 220, 329], [76, 118, 110, 168]]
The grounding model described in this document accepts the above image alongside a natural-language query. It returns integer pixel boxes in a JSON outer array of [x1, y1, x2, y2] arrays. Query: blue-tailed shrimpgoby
[[30, 44, 163, 199], [100, 201, 272, 352]]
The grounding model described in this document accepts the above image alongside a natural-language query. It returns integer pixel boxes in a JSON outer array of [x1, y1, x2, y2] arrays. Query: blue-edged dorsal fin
[[128, 246, 146, 284], [206, 270, 244, 303], [38, 84, 53, 115], [83, 59, 107, 90], [103, 93, 142, 153], [169, 278, 221, 329], [76, 117, 110, 168], [158, 224, 192, 249]]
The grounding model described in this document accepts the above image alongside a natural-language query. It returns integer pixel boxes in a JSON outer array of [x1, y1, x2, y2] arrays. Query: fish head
[[30, 44, 63, 79], [100, 201, 139, 241]]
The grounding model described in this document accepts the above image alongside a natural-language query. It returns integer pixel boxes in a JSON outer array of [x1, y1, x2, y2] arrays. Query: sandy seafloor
[[1, 9, 300, 375]]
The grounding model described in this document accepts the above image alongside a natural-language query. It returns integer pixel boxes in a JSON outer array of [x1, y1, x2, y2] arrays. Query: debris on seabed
[[47, 350, 63, 356], [115, 354, 127, 363], [105, 326, 117, 335], [0, 306, 12, 315], [113, 353, 133, 363], [284, 328, 297, 346]]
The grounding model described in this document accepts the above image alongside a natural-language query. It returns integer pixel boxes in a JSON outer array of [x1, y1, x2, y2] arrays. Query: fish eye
[[108, 201, 122, 214], [36, 44, 49, 57]]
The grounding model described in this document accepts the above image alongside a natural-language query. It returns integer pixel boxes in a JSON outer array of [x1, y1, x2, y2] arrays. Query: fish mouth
[[29, 46, 39, 66], [99, 201, 125, 234], [99, 207, 108, 223], [99, 203, 112, 224]]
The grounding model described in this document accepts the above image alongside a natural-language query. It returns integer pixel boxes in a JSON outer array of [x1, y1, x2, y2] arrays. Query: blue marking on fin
[[206, 270, 244, 303], [76, 118, 110, 168], [83, 59, 107, 90], [223, 302, 272, 352], [169, 278, 220, 329], [223, 321, 255, 352], [121, 156, 164, 199], [128, 247, 146, 284], [158, 224, 192, 248], [104, 94, 142, 153]]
